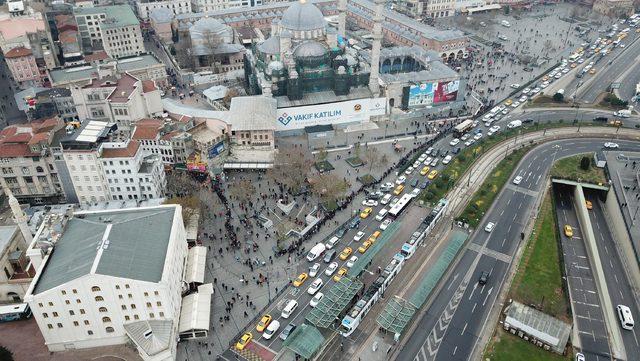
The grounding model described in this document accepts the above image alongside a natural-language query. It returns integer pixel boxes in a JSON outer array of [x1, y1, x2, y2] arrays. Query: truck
[[454, 119, 474, 135], [614, 109, 631, 118], [306, 243, 326, 262]]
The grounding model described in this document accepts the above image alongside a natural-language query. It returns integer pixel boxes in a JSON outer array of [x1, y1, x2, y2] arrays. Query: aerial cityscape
[[0, 0, 638, 360]]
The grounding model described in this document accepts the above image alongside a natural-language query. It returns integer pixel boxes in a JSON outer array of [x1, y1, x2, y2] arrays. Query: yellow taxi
[[589, 68, 596, 74], [542, 75, 550, 82], [428, 170, 438, 180], [420, 166, 430, 176], [339, 247, 353, 261], [293, 272, 308, 287], [585, 200, 593, 210], [368, 230, 381, 243], [564, 225, 573, 238], [333, 267, 348, 282], [360, 207, 373, 219], [358, 240, 372, 253], [570, 63, 577, 68], [236, 332, 253, 350], [256, 314, 272, 332], [504, 99, 513, 106], [594, 47, 601, 53], [393, 184, 405, 195]]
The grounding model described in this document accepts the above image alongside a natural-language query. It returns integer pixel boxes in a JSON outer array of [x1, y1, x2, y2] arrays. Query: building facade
[[136, 0, 192, 20], [24, 205, 188, 359], [5, 46, 42, 87], [0, 225, 35, 303]]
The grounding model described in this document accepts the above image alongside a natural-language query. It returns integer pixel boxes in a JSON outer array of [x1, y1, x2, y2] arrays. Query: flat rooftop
[[33, 206, 177, 294], [276, 87, 373, 108]]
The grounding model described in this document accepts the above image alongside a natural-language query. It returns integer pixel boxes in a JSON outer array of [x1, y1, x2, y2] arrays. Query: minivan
[[281, 300, 298, 319], [617, 304, 634, 330], [323, 249, 337, 263], [375, 208, 388, 221], [381, 194, 393, 205]]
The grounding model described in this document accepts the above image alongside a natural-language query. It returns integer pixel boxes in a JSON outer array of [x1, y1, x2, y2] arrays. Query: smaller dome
[[293, 41, 327, 58], [257, 36, 280, 55], [267, 61, 284, 72]]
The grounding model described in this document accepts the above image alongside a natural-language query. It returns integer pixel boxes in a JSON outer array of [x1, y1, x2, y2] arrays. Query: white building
[[132, 118, 195, 166], [24, 205, 188, 360], [100, 141, 166, 202], [190, 0, 263, 13], [70, 73, 163, 135], [74, 5, 145, 59], [0, 225, 34, 303], [136, 0, 192, 20], [424, 0, 456, 18]]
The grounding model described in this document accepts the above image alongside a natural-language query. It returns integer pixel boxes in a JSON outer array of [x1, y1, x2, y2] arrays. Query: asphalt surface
[[554, 186, 610, 361], [396, 138, 640, 361], [584, 189, 640, 358]]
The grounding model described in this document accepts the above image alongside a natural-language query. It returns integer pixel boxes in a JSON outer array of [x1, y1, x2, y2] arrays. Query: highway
[[555, 186, 610, 361], [396, 138, 640, 361], [585, 189, 640, 358]]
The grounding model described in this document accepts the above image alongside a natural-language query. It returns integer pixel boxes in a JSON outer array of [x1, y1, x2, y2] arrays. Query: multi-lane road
[[397, 139, 640, 361]]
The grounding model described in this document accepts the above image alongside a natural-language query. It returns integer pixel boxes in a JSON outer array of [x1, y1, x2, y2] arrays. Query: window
[[80, 309, 85, 315], [106, 327, 114, 333], [131, 304, 136, 309], [128, 294, 132, 299], [146, 302, 151, 308], [125, 284, 130, 289], [73, 321, 79, 326], [38, 303, 43, 307], [84, 320, 90, 325], [118, 295, 123, 299], [61, 290, 66, 295], [115, 285, 120, 290], [102, 317, 111, 323], [156, 302, 162, 307], [69, 310, 74, 316], [48, 302, 53, 306], [159, 312, 164, 317], [52, 312, 58, 317], [98, 307, 107, 313], [42, 313, 48, 318], [134, 314, 139, 320], [95, 296, 104, 302], [91, 286, 101, 292], [76, 299, 81, 304], [65, 300, 70, 305], [73, 289, 77, 294], [144, 292, 148, 297], [125, 315, 130, 321], [57, 323, 63, 328], [121, 305, 126, 310], [88, 330, 93, 335], [47, 324, 53, 329]]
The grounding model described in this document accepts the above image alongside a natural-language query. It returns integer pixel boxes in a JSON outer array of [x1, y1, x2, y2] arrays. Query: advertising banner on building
[[275, 98, 387, 131], [207, 141, 225, 159], [407, 80, 459, 107]]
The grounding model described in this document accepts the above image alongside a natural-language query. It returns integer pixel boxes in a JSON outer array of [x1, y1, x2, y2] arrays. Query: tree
[[317, 148, 328, 162], [228, 178, 255, 206], [223, 88, 239, 107], [310, 173, 349, 206], [553, 92, 564, 102], [165, 172, 200, 198], [0, 346, 13, 361], [363, 146, 381, 173], [164, 195, 202, 226], [580, 156, 591, 171], [267, 148, 312, 193]]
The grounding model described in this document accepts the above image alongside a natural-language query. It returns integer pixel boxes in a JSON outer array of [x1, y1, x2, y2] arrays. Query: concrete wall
[[573, 184, 624, 360]]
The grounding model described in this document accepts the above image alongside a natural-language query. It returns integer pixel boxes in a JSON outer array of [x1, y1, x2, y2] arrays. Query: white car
[[325, 262, 338, 276], [473, 133, 483, 141], [430, 158, 439, 167], [519, 95, 528, 102], [418, 154, 428, 162], [423, 157, 433, 165], [347, 256, 358, 268], [511, 101, 520, 108], [380, 182, 394, 191], [405, 166, 414, 175], [396, 176, 407, 185], [490, 125, 501, 133], [464, 139, 475, 147], [484, 222, 495, 233], [310, 292, 324, 307], [353, 231, 366, 242], [513, 175, 523, 185], [309, 263, 321, 277], [263, 320, 280, 340], [604, 142, 619, 149], [410, 188, 421, 197], [450, 138, 460, 146], [380, 219, 392, 230], [554, 73, 562, 79], [484, 121, 493, 127], [531, 87, 541, 94], [442, 155, 452, 165], [307, 278, 323, 295], [501, 109, 509, 115], [522, 88, 531, 95], [562, 68, 569, 73], [425, 147, 434, 155], [413, 160, 421, 168], [362, 199, 379, 207], [460, 134, 470, 141], [510, 83, 520, 89]]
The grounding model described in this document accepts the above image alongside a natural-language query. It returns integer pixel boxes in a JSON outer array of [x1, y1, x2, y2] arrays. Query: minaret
[[338, 0, 346, 39], [368, 0, 384, 96], [6, 188, 32, 243]]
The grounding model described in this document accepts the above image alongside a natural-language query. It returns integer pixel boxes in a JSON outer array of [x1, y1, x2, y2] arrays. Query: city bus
[[388, 194, 413, 218], [0, 303, 32, 323], [453, 119, 474, 136]]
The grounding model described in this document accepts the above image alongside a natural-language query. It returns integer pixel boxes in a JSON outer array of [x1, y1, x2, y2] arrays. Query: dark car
[[280, 323, 297, 341], [452, 147, 461, 154], [410, 178, 419, 187], [334, 228, 347, 238], [523, 118, 534, 124], [323, 250, 337, 263], [349, 217, 361, 229], [432, 149, 440, 157], [419, 181, 430, 189], [479, 271, 489, 285], [593, 116, 608, 122]]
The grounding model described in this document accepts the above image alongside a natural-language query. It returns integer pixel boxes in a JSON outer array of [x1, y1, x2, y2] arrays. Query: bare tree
[[363, 146, 381, 173], [228, 178, 255, 206], [166, 172, 200, 197], [267, 148, 312, 193], [223, 88, 239, 107], [316, 148, 328, 162], [164, 195, 202, 225], [311, 173, 349, 206]]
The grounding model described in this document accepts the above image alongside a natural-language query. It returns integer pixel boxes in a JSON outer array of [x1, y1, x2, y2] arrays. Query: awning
[[185, 212, 200, 242], [185, 246, 206, 284], [178, 284, 213, 334], [223, 162, 274, 169], [464, 4, 501, 14]]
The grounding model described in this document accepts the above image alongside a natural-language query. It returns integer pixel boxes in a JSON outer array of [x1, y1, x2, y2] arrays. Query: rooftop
[[0, 118, 63, 157], [74, 5, 140, 30], [0, 226, 19, 257], [276, 87, 373, 108], [32, 206, 178, 294], [101, 141, 141, 158], [228, 96, 277, 131], [116, 54, 163, 72], [0, 17, 45, 42], [504, 301, 572, 353], [5, 46, 32, 58], [132, 120, 162, 140]]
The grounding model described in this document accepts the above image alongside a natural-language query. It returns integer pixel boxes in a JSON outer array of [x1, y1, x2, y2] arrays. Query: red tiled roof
[[84, 50, 110, 63], [161, 130, 180, 141], [142, 80, 157, 93], [59, 30, 78, 45], [0, 143, 36, 157], [32, 117, 60, 133], [132, 125, 161, 140], [107, 73, 139, 103], [0, 127, 18, 137], [5, 46, 32, 58], [0, 118, 63, 157], [28, 132, 49, 145], [101, 141, 141, 158]]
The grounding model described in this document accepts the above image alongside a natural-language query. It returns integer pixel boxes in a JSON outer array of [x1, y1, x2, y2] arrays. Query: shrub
[[580, 156, 591, 171]]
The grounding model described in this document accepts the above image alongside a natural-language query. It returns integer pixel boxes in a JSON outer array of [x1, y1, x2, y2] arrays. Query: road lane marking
[[461, 322, 467, 335]]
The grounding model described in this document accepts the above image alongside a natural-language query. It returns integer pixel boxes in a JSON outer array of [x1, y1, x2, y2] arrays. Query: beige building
[[4, 46, 41, 87], [0, 225, 34, 303], [136, 0, 192, 20], [593, 0, 634, 17]]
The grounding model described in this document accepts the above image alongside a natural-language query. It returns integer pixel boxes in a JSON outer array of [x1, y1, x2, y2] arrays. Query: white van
[[375, 208, 388, 221], [617, 304, 634, 330], [501, 20, 511, 27], [306, 243, 326, 262], [325, 236, 340, 249], [381, 194, 393, 205], [507, 120, 522, 129], [263, 320, 280, 339], [281, 300, 298, 319]]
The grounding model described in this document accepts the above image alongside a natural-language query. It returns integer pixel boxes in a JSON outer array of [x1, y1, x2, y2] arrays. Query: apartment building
[[4, 46, 42, 87], [0, 225, 35, 303], [70, 73, 163, 134], [100, 140, 166, 202], [24, 205, 188, 360], [136, 0, 192, 20], [191, 0, 263, 13], [132, 118, 195, 166], [0, 117, 66, 204], [74, 5, 144, 59], [424, 0, 456, 18]]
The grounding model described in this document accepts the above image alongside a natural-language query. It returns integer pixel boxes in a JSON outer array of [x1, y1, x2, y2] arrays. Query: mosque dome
[[293, 41, 328, 58], [280, 0, 326, 32], [257, 36, 280, 55]]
